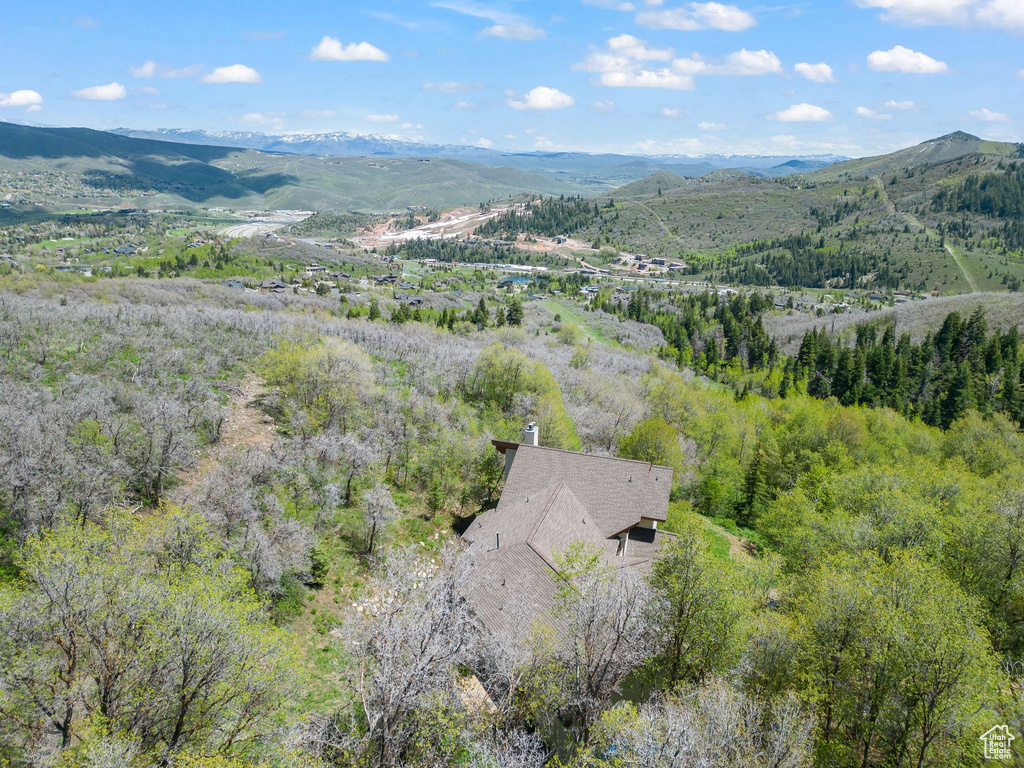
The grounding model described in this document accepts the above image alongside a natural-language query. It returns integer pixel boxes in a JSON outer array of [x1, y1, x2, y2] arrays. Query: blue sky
[[2, 0, 1023, 157]]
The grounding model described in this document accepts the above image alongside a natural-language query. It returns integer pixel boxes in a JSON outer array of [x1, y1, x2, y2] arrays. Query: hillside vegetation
[[0, 122, 579, 211], [0, 275, 1022, 767], [480, 132, 1024, 295]]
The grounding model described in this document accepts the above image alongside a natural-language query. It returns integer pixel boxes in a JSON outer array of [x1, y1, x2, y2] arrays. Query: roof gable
[[498, 445, 672, 537]]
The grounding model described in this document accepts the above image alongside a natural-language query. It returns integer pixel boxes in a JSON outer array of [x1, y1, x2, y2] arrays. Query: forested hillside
[[452, 134, 1024, 296], [934, 161, 1024, 250], [594, 286, 1024, 427], [0, 275, 1022, 768]]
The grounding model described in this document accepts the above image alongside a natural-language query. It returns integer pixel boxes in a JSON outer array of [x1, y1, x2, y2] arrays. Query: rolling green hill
[[0, 121, 579, 211], [494, 132, 1024, 295], [611, 171, 691, 197], [808, 131, 1023, 182]]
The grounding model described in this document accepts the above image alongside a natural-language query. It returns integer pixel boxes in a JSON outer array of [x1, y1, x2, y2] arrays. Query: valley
[[2, 119, 1024, 768]]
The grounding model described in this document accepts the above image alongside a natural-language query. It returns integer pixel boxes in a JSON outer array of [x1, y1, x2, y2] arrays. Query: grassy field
[[541, 298, 619, 346]]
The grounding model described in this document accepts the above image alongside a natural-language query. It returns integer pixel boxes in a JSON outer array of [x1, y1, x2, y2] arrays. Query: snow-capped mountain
[[111, 128, 476, 157], [110, 127, 845, 184]]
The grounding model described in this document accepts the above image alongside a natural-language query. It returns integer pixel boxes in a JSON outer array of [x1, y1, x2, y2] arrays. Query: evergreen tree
[[941, 362, 973, 428], [739, 445, 772, 526], [506, 296, 524, 327]]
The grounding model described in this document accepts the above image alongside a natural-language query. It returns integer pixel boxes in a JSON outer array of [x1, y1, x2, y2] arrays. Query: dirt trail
[[944, 242, 979, 292], [722, 528, 748, 559], [873, 176, 897, 216], [172, 375, 274, 501], [700, 516, 750, 560], [902, 211, 979, 292]]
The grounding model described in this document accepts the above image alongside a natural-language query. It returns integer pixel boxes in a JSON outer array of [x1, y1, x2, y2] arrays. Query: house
[[260, 277, 288, 291], [463, 423, 673, 639]]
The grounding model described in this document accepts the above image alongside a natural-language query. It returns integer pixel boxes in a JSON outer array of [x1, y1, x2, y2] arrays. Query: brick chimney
[[523, 421, 539, 447]]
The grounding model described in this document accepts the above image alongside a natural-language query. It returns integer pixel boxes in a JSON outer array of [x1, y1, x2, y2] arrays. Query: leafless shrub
[[599, 678, 813, 768], [341, 544, 479, 768]]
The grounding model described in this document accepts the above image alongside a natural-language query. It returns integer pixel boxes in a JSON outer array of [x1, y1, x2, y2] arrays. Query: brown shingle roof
[[463, 445, 674, 638], [497, 445, 672, 535]]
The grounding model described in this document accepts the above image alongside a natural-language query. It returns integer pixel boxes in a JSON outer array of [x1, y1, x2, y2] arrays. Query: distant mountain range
[[0, 121, 578, 210], [3, 123, 1018, 217], [111, 127, 845, 187]]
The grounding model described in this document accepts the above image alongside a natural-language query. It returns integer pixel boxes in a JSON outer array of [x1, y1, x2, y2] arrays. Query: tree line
[[933, 161, 1024, 251], [795, 306, 1024, 427], [475, 196, 600, 239]]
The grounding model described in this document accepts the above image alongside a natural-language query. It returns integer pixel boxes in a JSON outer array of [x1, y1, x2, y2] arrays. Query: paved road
[[220, 211, 313, 239]]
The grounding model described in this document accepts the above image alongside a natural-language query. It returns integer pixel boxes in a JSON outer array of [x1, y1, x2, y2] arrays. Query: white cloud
[[1016, 69, 1024, 79], [630, 136, 706, 155], [301, 109, 338, 119], [673, 49, 783, 76], [698, 121, 726, 130], [576, 37, 775, 90], [607, 33, 672, 61], [576, 52, 639, 74], [885, 99, 917, 109], [856, 0, 1024, 32], [507, 86, 575, 110], [73, 16, 98, 28], [636, 2, 756, 31], [310, 37, 389, 62], [422, 81, 481, 93], [165, 65, 202, 79], [0, 89, 44, 107], [201, 65, 262, 84], [854, 0, 974, 25], [454, 101, 479, 110], [867, 45, 948, 73], [795, 62, 836, 83], [970, 107, 1010, 122], [130, 61, 158, 78], [366, 113, 400, 123], [769, 103, 833, 122], [130, 61, 202, 79], [661, 107, 682, 118], [433, 1, 546, 38], [239, 111, 285, 126], [590, 100, 616, 113], [482, 23, 546, 40], [976, 0, 1024, 32], [134, 85, 161, 96], [583, 0, 637, 10], [475, 137, 495, 148], [599, 70, 696, 89], [72, 82, 127, 100], [856, 106, 892, 119]]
